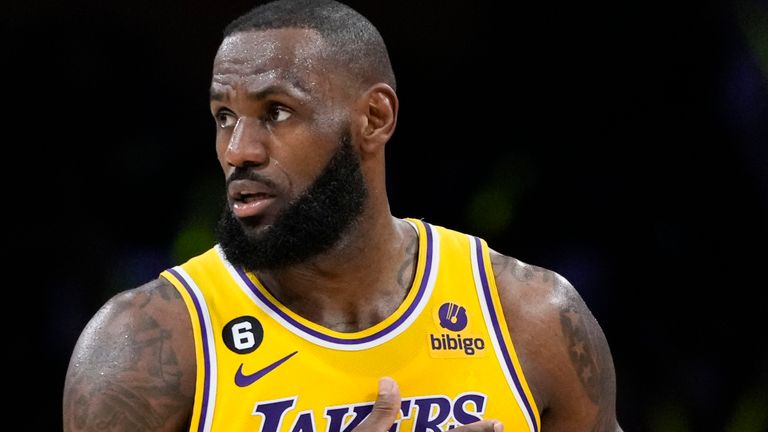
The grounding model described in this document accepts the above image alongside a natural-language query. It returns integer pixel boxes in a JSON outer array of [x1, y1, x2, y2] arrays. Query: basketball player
[[63, 1, 623, 430]]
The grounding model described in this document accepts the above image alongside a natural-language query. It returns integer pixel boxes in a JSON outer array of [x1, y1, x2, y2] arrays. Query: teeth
[[239, 193, 264, 203], [235, 191, 273, 203]]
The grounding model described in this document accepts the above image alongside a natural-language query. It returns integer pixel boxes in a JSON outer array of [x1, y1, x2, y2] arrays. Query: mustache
[[226, 167, 278, 189]]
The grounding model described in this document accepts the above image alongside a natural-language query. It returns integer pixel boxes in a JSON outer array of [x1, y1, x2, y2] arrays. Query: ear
[[358, 83, 398, 153]]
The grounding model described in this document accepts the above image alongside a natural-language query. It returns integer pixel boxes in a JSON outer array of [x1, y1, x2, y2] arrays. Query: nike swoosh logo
[[234, 351, 298, 387]]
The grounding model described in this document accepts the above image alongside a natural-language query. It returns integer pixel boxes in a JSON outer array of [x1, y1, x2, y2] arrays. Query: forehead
[[212, 28, 328, 92]]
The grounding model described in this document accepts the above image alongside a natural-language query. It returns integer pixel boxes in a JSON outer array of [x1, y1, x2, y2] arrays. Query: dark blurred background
[[7, 0, 767, 430]]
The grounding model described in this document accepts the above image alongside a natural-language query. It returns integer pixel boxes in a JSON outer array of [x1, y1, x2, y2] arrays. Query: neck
[[255, 212, 418, 332]]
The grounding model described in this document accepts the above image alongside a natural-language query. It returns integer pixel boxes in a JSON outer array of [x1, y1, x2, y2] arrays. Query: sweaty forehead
[[213, 28, 329, 89]]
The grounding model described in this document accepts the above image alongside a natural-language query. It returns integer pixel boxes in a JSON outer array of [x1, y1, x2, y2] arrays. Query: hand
[[351, 377, 401, 432], [351, 377, 503, 432], [449, 421, 504, 431]]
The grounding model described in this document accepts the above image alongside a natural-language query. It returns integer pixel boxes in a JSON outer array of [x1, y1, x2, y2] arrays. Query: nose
[[225, 117, 269, 168]]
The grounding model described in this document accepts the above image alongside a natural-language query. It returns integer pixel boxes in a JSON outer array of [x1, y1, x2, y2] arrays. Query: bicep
[[63, 279, 195, 432], [544, 277, 620, 431], [490, 251, 621, 431]]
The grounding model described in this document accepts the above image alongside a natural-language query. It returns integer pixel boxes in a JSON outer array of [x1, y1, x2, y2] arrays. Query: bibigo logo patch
[[429, 302, 487, 358]]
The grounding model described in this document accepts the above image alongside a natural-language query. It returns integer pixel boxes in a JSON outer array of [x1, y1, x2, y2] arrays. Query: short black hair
[[224, 0, 396, 90]]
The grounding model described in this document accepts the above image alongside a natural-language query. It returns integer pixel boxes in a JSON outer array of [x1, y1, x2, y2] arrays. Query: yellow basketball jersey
[[161, 219, 540, 432]]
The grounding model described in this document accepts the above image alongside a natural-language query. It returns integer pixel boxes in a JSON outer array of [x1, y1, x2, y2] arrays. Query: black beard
[[216, 132, 367, 271]]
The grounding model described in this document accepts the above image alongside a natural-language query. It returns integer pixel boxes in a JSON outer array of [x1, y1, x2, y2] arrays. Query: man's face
[[217, 130, 366, 271], [210, 29, 367, 271]]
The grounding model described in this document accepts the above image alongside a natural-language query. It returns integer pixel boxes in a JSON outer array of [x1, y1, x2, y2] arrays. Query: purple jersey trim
[[166, 267, 211, 432], [235, 221, 434, 345], [473, 237, 539, 432]]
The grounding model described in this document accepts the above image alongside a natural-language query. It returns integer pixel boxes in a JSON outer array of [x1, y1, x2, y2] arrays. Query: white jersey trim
[[470, 237, 537, 432]]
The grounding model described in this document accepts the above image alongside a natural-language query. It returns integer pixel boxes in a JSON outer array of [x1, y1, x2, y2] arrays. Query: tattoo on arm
[[560, 305, 601, 403], [64, 284, 191, 431], [559, 288, 618, 430]]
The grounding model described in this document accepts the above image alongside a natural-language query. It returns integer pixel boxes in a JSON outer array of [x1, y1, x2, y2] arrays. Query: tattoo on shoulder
[[492, 253, 553, 284], [139, 282, 183, 310], [157, 282, 183, 301]]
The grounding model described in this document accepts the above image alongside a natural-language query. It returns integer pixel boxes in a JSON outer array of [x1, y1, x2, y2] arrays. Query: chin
[[235, 214, 271, 234]]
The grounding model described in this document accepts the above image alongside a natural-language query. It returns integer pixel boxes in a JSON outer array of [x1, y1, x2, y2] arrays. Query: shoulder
[[63, 277, 195, 431], [489, 248, 578, 345], [76, 278, 194, 355], [98, 277, 191, 328], [489, 249, 621, 431]]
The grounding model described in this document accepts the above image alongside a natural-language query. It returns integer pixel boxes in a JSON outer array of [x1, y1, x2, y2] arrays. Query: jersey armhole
[[471, 237, 542, 431], [161, 268, 215, 432]]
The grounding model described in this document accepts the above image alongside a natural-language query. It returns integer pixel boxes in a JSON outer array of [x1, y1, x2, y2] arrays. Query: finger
[[452, 419, 504, 432], [352, 377, 401, 432]]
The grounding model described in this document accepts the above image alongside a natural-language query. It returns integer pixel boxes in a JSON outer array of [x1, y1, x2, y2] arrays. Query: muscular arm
[[63, 278, 196, 432], [491, 250, 622, 432]]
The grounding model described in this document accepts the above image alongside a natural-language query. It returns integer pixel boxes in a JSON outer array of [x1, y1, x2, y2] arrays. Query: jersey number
[[222, 315, 263, 354]]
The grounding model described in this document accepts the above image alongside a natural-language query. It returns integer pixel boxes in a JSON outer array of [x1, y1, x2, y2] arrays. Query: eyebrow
[[209, 81, 311, 102]]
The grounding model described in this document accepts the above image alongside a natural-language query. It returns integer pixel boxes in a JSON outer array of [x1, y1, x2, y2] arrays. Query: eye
[[266, 104, 292, 123], [215, 110, 237, 129]]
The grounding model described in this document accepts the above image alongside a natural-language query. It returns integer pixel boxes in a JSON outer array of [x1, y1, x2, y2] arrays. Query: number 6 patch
[[222, 315, 264, 354]]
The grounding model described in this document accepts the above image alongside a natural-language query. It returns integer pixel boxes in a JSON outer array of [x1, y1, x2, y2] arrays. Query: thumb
[[353, 377, 401, 432]]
